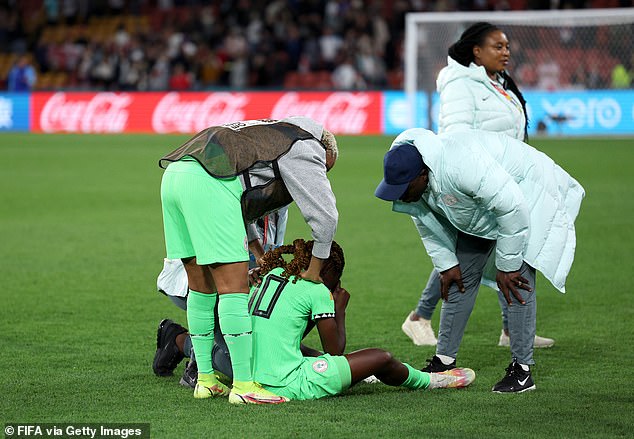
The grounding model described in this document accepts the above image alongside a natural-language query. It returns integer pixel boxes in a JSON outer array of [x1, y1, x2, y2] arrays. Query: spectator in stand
[[319, 26, 344, 70], [90, 44, 118, 90], [223, 27, 249, 89], [168, 63, 193, 90], [355, 34, 387, 88], [516, 62, 538, 89], [570, 64, 588, 89], [584, 59, 602, 89], [2, 2, 629, 93], [536, 53, 560, 91], [610, 61, 631, 89], [7, 55, 37, 91], [148, 54, 170, 91], [113, 22, 131, 49], [332, 51, 366, 90]]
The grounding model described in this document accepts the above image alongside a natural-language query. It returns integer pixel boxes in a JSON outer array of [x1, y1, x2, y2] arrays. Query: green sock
[[186, 290, 217, 375], [402, 363, 431, 390], [218, 293, 253, 382]]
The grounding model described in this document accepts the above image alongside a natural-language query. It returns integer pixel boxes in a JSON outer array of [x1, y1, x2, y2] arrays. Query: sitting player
[[152, 209, 288, 386], [242, 239, 476, 402]]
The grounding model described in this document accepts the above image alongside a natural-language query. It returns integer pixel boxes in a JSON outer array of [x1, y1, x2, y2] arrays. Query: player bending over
[[240, 239, 475, 402]]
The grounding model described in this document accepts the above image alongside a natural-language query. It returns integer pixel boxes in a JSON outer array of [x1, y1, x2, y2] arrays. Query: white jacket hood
[[436, 57, 490, 93]]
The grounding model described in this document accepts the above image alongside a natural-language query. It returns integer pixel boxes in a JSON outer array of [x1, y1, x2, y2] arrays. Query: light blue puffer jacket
[[392, 128, 584, 293], [437, 57, 526, 141]]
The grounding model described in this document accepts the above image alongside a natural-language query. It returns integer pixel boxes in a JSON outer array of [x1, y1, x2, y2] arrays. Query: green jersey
[[248, 267, 335, 387]]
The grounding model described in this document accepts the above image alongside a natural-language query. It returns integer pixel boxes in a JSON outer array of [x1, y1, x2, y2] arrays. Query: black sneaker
[[152, 319, 187, 377], [492, 361, 536, 393], [421, 355, 456, 373], [179, 360, 198, 388]]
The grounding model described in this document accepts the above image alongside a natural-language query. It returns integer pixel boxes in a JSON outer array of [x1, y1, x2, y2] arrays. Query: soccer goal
[[404, 8, 634, 133]]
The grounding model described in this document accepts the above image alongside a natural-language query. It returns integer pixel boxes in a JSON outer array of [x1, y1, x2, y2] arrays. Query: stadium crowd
[[0, 0, 632, 91]]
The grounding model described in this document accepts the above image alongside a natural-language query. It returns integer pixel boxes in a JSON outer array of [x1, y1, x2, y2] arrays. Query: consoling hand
[[300, 255, 325, 284], [248, 267, 262, 286], [440, 265, 465, 301], [496, 270, 531, 305], [300, 269, 323, 283]]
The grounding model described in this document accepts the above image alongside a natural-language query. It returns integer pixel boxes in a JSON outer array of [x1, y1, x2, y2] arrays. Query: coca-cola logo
[[152, 92, 248, 133], [40, 92, 131, 133], [271, 92, 370, 134]]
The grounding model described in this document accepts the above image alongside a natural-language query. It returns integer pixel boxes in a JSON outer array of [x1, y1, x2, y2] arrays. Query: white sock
[[436, 354, 455, 365], [519, 363, 530, 372]]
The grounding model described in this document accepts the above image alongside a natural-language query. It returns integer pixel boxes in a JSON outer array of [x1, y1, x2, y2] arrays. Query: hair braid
[[258, 239, 345, 285], [258, 239, 312, 283], [501, 71, 529, 141]]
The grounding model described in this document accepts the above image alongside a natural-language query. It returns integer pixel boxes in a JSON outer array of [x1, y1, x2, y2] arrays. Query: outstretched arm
[[278, 140, 338, 271], [300, 256, 324, 283]]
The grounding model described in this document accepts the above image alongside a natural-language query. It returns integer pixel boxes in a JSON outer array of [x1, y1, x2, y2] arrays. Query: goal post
[[404, 8, 634, 135]]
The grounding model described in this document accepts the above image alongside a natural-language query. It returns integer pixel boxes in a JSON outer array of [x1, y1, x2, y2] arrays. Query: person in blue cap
[[375, 128, 584, 393]]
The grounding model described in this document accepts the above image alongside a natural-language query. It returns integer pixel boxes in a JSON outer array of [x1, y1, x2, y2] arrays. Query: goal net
[[404, 9, 634, 134]]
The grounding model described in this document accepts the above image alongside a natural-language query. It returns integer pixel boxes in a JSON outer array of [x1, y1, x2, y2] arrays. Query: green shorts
[[263, 354, 352, 401], [160, 160, 249, 265]]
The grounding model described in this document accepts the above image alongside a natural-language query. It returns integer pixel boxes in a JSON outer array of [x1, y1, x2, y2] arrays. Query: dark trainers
[[492, 361, 536, 393], [179, 360, 198, 388], [421, 355, 456, 373], [152, 319, 187, 377]]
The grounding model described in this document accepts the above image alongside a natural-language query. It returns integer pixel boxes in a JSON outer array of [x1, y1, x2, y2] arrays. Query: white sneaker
[[401, 312, 437, 346], [498, 330, 555, 348], [362, 375, 380, 384]]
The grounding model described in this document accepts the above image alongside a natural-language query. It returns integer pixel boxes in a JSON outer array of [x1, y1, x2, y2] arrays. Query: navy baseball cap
[[374, 143, 424, 201]]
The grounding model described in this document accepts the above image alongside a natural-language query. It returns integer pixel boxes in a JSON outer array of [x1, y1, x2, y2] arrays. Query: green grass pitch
[[1, 133, 633, 438]]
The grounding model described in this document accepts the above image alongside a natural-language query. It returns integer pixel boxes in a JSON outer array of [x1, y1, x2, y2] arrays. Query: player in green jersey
[[244, 239, 476, 402]]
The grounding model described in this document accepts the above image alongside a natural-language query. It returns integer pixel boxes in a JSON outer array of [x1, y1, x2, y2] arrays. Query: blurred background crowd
[[1, 0, 632, 92]]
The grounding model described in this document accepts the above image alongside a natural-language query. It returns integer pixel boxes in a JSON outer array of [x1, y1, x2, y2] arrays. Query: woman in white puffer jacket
[[401, 22, 557, 354], [436, 54, 527, 141]]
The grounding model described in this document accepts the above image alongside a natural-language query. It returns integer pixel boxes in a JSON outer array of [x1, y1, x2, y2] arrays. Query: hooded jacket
[[160, 116, 337, 260], [391, 129, 584, 293], [436, 57, 526, 141]]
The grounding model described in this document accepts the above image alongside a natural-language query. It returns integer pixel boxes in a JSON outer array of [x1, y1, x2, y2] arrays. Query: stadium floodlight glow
[[404, 8, 634, 129]]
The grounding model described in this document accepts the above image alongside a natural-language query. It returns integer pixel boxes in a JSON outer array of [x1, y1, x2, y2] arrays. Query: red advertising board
[[31, 91, 382, 134]]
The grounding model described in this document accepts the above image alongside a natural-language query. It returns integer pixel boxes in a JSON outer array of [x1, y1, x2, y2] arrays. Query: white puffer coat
[[436, 57, 526, 141], [391, 129, 585, 293]]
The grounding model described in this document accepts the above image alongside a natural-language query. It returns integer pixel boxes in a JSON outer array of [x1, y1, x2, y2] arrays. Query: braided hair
[[448, 22, 529, 141], [259, 239, 345, 286]]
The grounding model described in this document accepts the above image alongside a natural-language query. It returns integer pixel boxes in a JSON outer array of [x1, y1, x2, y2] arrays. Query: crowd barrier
[[1, 90, 632, 136]]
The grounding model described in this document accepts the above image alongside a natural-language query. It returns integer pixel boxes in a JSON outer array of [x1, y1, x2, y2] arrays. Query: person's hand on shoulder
[[248, 267, 262, 286], [300, 268, 323, 283], [300, 255, 324, 284]]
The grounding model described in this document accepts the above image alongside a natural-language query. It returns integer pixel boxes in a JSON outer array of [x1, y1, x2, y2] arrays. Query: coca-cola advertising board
[[31, 91, 382, 134]]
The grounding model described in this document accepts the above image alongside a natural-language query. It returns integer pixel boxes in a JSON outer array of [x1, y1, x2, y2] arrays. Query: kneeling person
[[246, 239, 476, 402]]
